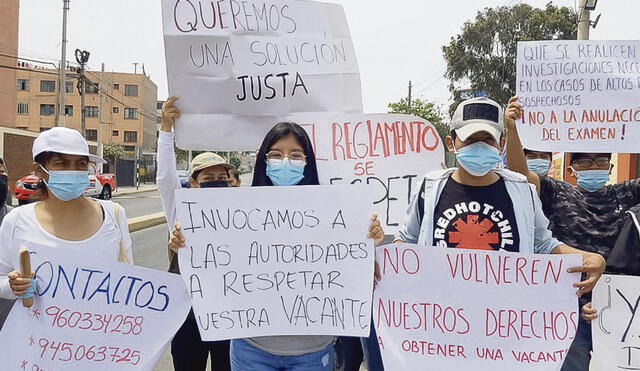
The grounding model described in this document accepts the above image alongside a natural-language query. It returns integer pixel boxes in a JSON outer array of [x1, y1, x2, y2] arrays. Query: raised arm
[[504, 96, 541, 195], [156, 96, 183, 230]]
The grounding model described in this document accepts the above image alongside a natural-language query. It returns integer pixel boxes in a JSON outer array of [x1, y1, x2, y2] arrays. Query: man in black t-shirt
[[504, 96, 640, 371], [395, 96, 605, 273]]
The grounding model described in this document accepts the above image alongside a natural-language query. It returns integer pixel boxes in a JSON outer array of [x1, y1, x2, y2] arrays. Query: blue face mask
[[573, 169, 610, 192], [266, 158, 305, 186], [527, 159, 551, 177], [455, 142, 502, 176], [40, 165, 89, 201]]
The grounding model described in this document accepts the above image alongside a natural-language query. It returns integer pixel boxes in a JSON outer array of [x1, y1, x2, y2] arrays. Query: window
[[85, 106, 99, 118], [65, 81, 74, 94], [112, 130, 119, 136], [85, 129, 97, 141], [17, 79, 29, 91], [156, 101, 163, 110], [124, 84, 138, 97], [17, 103, 29, 115], [86, 83, 99, 94], [112, 107, 119, 114], [124, 108, 137, 120], [156, 116, 162, 124], [124, 131, 138, 143], [40, 104, 55, 116], [64, 105, 73, 116], [113, 83, 120, 90], [40, 80, 56, 92]]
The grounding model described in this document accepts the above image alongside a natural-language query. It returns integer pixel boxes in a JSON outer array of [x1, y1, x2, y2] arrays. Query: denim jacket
[[395, 168, 562, 254]]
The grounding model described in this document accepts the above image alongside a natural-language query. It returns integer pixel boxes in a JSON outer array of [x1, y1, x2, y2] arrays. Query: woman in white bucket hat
[[0, 127, 133, 300]]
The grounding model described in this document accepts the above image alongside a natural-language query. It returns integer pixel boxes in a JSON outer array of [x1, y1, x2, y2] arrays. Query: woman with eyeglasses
[[169, 121, 384, 371]]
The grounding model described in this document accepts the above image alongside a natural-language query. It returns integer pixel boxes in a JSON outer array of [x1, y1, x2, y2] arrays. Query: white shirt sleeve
[[156, 131, 182, 231], [0, 210, 18, 299]]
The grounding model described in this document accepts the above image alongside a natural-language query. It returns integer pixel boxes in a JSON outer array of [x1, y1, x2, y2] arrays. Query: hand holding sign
[[516, 40, 640, 153], [0, 243, 191, 371], [174, 185, 375, 341]]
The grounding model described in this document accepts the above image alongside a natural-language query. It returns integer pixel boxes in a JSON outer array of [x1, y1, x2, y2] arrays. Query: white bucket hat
[[32, 127, 106, 163]]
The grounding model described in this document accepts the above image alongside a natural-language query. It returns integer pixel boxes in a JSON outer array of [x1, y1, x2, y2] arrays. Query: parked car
[[15, 163, 117, 205], [177, 169, 190, 188]]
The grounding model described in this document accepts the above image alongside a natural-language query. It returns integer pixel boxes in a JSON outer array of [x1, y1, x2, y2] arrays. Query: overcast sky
[[16, 0, 640, 113]]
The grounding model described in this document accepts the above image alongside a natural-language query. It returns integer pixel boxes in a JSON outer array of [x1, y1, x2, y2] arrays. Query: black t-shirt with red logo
[[432, 177, 520, 251]]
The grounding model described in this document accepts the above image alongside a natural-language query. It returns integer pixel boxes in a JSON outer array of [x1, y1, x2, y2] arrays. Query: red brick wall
[[4, 133, 36, 193]]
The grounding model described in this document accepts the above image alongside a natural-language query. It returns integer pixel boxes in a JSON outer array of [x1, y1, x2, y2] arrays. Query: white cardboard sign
[[516, 40, 640, 153], [0, 244, 191, 371], [162, 0, 363, 150], [374, 244, 581, 371], [592, 274, 640, 371], [174, 185, 374, 341], [300, 113, 445, 235]]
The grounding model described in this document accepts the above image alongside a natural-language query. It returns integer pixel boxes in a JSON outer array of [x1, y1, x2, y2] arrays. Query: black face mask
[[199, 180, 229, 188], [0, 174, 8, 206]]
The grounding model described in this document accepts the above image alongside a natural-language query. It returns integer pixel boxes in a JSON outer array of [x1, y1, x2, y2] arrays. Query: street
[[112, 190, 164, 219]]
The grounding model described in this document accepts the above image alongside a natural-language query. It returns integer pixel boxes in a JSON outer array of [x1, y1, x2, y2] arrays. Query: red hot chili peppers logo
[[434, 202, 515, 250]]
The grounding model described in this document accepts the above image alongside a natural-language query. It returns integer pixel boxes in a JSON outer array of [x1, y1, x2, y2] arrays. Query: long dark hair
[[252, 122, 319, 186]]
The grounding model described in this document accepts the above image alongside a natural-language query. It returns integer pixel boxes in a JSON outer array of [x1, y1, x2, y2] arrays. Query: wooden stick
[[19, 247, 33, 308]]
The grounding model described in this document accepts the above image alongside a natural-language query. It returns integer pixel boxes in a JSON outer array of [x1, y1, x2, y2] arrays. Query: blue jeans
[[561, 317, 592, 371], [230, 339, 334, 371], [361, 319, 385, 371]]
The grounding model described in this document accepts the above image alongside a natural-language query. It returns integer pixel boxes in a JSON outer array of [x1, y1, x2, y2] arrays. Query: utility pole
[[577, 0, 590, 40], [407, 80, 412, 114], [133, 62, 138, 74], [98, 62, 105, 168], [75, 49, 90, 137], [56, 0, 70, 127]]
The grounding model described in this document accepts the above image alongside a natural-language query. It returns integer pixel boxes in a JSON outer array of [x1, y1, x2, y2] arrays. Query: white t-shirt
[[0, 199, 133, 299]]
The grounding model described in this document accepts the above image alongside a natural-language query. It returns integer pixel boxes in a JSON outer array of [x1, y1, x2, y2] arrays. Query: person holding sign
[[158, 97, 235, 371], [0, 127, 133, 298], [168, 120, 385, 371], [504, 96, 640, 371], [395, 96, 604, 282]]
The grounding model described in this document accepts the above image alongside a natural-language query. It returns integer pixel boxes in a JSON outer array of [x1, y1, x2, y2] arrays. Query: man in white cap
[[394, 97, 605, 293]]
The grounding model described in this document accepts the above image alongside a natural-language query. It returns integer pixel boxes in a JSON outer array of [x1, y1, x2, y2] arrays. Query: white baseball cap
[[32, 127, 106, 163], [450, 97, 504, 143]]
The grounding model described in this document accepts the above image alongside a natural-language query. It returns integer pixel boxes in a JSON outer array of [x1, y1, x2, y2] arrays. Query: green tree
[[229, 156, 241, 169], [388, 97, 449, 143], [442, 2, 577, 114], [103, 143, 125, 163]]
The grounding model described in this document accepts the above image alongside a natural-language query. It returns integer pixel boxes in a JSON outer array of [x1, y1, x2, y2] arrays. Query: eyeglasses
[[266, 151, 307, 166], [571, 157, 610, 169]]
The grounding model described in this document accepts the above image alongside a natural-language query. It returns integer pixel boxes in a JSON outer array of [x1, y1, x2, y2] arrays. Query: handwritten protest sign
[[299, 114, 445, 234], [516, 40, 640, 153], [162, 0, 362, 150], [0, 244, 191, 371], [374, 244, 581, 370], [174, 185, 374, 341], [592, 274, 640, 371]]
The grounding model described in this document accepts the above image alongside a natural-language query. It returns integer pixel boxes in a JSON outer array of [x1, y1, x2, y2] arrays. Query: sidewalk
[[113, 184, 158, 197]]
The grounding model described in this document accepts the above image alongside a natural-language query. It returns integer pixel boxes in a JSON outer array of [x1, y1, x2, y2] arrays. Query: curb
[[113, 187, 158, 197], [128, 212, 166, 233]]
